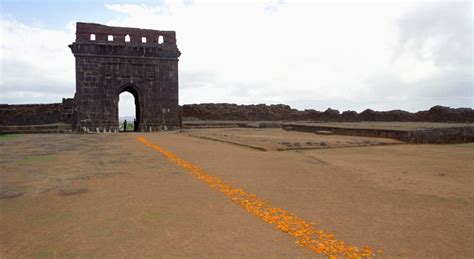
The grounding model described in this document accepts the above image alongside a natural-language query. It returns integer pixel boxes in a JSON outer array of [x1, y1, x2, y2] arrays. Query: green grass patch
[[0, 196, 33, 211], [35, 212, 73, 226], [119, 122, 135, 131], [35, 249, 53, 258], [448, 142, 474, 148], [0, 134, 19, 141], [19, 155, 56, 165]]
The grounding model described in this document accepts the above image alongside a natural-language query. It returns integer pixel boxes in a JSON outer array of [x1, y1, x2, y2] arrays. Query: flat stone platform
[[282, 122, 474, 144]]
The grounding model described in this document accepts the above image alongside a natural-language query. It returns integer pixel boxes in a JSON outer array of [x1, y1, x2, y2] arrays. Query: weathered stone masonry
[[0, 98, 74, 126], [69, 22, 181, 132]]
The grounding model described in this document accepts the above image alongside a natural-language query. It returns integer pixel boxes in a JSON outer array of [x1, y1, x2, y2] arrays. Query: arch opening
[[118, 86, 140, 132]]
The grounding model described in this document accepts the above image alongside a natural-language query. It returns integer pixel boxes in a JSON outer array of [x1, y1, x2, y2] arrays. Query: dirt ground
[[0, 129, 473, 257]]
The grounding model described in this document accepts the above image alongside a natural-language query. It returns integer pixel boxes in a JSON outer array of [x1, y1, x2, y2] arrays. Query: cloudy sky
[[0, 0, 472, 116]]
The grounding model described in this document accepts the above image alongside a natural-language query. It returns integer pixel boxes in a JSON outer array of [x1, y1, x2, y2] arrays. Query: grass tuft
[[0, 134, 19, 141], [19, 155, 56, 165], [35, 249, 53, 258]]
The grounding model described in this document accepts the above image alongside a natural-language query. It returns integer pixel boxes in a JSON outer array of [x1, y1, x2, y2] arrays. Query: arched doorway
[[118, 85, 141, 132]]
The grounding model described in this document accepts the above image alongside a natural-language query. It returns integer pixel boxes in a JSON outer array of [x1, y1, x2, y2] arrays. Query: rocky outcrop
[[181, 104, 474, 123], [415, 106, 474, 122]]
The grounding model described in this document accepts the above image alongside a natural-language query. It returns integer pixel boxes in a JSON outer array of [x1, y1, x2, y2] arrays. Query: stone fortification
[[181, 104, 474, 123]]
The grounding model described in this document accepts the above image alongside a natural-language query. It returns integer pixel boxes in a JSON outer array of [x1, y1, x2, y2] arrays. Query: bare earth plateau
[[0, 128, 473, 257]]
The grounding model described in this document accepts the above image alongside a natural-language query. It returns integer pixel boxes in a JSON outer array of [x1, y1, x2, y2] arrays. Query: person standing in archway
[[134, 118, 137, 132], [123, 119, 127, 132]]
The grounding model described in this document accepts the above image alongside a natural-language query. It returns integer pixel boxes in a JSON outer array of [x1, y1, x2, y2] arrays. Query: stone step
[[315, 130, 334, 135], [0, 123, 72, 134]]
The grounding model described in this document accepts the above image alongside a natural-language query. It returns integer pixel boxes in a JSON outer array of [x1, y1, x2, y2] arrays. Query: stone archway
[[118, 84, 141, 132], [69, 22, 181, 132]]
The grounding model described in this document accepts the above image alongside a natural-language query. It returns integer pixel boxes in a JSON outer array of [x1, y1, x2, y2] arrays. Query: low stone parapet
[[0, 123, 72, 134]]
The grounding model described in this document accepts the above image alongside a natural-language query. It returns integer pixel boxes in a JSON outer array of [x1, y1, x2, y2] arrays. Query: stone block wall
[[283, 123, 474, 144], [72, 55, 180, 131], [0, 98, 74, 126]]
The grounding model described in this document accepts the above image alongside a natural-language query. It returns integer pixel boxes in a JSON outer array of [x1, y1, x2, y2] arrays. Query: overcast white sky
[[0, 0, 472, 116]]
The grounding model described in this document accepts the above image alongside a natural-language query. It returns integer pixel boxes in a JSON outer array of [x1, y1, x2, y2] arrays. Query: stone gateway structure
[[69, 22, 181, 132]]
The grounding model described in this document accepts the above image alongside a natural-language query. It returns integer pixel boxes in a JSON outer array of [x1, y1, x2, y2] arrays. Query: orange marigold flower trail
[[138, 137, 374, 258]]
